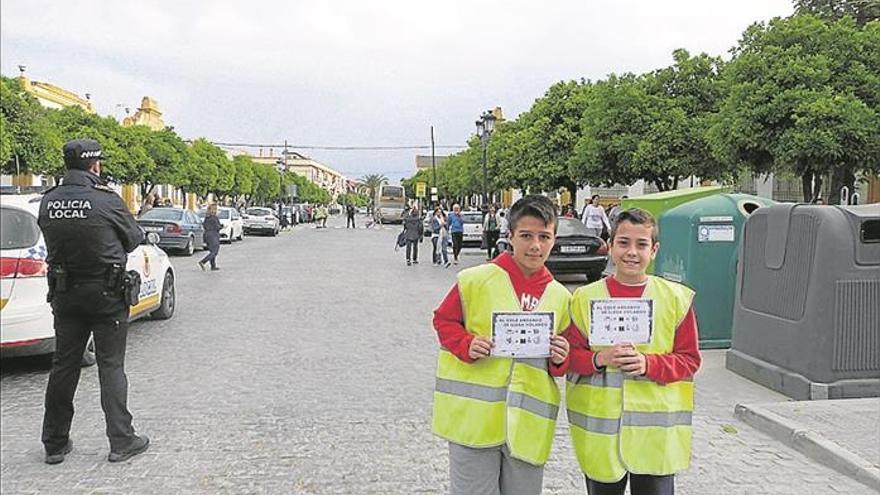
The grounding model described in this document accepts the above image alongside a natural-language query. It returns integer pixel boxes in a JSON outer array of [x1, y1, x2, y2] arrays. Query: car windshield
[[140, 208, 183, 221], [198, 209, 230, 219], [0, 207, 40, 249], [556, 218, 591, 237], [247, 208, 272, 217], [461, 213, 483, 223]]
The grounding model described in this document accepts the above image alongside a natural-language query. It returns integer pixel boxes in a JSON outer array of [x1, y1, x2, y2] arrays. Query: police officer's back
[[38, 139, 150, 465]]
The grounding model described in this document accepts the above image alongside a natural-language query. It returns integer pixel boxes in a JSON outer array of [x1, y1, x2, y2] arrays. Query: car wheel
[[80, 335, 96, 367], [151, 270, 175, 320], [182, 236, 195, 256]]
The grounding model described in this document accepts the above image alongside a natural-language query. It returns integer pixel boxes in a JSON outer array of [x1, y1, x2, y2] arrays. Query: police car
[[0, 194, 177, 365]]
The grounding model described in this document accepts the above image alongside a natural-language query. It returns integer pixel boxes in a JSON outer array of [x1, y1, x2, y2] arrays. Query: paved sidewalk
[[736, 398, 880, 492]]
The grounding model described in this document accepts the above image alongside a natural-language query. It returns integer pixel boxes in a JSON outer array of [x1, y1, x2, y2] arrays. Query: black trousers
[[42, 280, 136, 453], [406, 239, 419, 261], [451, 232, 463, 260], [586, 473, 674, 495], [485, 230, 500, 259], [200, 238, 220, 268], [347, 215, 355, 228], [431, 237, 440, 264]]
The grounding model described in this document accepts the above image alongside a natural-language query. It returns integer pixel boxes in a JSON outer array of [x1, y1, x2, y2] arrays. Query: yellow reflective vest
[[566, 276, 695, 482], [432, 263, 572, 466]]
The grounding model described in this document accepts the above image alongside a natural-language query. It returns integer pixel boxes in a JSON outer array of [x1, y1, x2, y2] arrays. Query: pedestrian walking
[[37, 139, 150, 465], [434, 208, 451, 267], [432, 195, 572, 495], [402, 207, 424, 265], [430, 207, 445, 265], [448, 204, 464, 265], [482, 205, 500, 260], [608, 195, 628, 228], [562, 208, 701, 495], [198, 203, 222, 271], [346, 204, 356, 228], [581, 194, 611, 239]]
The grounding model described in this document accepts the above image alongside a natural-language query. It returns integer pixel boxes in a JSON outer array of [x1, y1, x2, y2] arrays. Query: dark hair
[[610, 208, 658, 244], [508, 195, 557, 233], [591, 194, 600, 200]]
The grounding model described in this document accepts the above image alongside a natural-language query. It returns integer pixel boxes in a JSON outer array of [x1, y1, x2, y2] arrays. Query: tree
[[185, 138, 223, 199], [709, 14, 880, 202], [142, 127, 189, 197], [360, 173, 388, 200], [0, 76, 62, 177], [0, 112, 12, 167], [794, 0, 880, 25], [231, 155, 256, 204]]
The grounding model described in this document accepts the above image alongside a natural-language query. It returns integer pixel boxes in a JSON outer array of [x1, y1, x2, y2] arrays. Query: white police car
[[0, 194, 176, 365]]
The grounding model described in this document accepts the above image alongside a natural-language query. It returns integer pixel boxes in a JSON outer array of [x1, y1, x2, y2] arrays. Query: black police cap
[[63, 139, 103, 170]]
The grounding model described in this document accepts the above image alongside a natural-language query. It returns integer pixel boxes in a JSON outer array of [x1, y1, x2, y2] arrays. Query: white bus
[[373, 185, 406, 224]]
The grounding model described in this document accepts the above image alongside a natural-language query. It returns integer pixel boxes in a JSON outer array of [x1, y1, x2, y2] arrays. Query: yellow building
[[122, 97, 165, 131]]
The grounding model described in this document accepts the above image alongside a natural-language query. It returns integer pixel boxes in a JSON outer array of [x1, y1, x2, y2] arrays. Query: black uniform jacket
[[38, 169, 144, 272]]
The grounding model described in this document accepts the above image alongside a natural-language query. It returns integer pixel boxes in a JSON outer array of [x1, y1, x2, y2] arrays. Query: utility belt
[[47, 264, 141, 306]]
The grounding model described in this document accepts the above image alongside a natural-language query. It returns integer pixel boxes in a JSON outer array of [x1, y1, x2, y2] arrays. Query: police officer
[[38, 139, 150, 464]]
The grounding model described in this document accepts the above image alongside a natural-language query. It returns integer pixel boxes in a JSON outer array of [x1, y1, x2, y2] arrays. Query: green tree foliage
[[0, 77, 62, 176], [794, 0, 880, 25], [0, 112, 12, 166], [142, 127, 189, 196], [709, 14, 880, 202], [494, 80, 592, 197], [337, 192, 369, 206], [360, 173, 388, 200], [231, 155, 256, 202], [185, 138, 223, 198]]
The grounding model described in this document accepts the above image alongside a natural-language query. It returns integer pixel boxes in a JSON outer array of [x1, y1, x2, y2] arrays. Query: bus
[[373, 185, 406, 224]]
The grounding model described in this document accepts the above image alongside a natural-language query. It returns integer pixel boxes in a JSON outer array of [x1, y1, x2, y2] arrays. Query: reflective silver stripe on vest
[[567, 371, 624, 388], [435, 377, 507, 403], [507, 391, 559, 420], [622, 411, 693, 427], [567, 410, 620, 434], [515, 358, 549, 372]]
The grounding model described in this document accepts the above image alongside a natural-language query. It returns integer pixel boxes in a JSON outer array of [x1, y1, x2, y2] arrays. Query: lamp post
[[475, 110, 496, 206]]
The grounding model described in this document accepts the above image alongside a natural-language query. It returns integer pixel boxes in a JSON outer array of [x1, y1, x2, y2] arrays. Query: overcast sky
[[2, 0, 793, 182]]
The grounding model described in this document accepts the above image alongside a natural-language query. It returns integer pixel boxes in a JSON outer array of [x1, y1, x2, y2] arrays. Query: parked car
[[197, 207, 243, 243], [356, 206, 367, 215], [1, 194, 177, 365], [423, 210, 434, 238], [137, 207, 205, 255], [544, 217, 609, 281], [461, 211, 485, 247], [242, 207, 280, 236]]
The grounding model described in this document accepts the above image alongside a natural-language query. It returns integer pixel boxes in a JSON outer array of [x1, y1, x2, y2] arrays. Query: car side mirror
[[145, 232, 161, 245]]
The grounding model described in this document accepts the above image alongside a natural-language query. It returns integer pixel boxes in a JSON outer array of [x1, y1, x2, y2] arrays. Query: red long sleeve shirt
[[432, 252, 568, 376], [558, 276, 701, 384]]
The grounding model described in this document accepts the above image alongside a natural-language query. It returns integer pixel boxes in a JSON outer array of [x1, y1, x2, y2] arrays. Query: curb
[[734, 403, 880, 492]]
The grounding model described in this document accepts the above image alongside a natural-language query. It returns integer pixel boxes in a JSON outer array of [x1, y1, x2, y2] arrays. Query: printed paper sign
[[589, 299, 654, 345], [698, 224, 735, 242], [491, 312, 554, 358]]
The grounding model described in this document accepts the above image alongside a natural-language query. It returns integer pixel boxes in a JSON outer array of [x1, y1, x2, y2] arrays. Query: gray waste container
[[726, 203, 880, 400]]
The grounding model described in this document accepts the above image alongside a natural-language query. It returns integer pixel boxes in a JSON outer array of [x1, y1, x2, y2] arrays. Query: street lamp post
[[475, 110, 496, 206]]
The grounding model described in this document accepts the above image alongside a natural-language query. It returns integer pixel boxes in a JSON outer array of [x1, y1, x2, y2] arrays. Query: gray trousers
[[449, 443, 544, 495]]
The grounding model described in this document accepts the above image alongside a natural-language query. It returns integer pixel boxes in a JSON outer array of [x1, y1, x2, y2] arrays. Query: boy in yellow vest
[[431, 195, 572, 495], [561, 208, 701, 495]]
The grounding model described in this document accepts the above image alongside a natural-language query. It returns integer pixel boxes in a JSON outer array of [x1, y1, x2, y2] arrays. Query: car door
[[230, 210, 242, 238], [185, 211, 204, 248]]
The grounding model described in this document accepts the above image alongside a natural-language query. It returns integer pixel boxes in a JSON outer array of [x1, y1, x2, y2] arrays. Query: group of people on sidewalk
[[431, 195, 701, 495], [400, 204, 468, 267]]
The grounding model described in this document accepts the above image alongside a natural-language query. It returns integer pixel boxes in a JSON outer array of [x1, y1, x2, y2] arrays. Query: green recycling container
[[655, 194, 775, 349], [620, 186, 726, 273]]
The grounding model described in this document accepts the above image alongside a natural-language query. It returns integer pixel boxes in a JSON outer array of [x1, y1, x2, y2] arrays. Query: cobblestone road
[[1, 215, 875, 494]]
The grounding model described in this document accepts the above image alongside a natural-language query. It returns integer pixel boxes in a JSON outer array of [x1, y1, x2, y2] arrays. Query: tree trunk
[[802, 172, 813, 203], [828, 166, 856, 205], [672, 176, 679, 190]]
